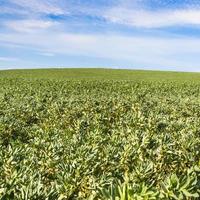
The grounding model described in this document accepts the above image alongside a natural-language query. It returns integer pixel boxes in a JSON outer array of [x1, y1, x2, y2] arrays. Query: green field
[[2, 68, 200, 81], [0, 68, 200, 199]]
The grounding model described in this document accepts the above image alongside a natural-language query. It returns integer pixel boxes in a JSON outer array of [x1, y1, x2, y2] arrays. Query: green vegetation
[[0, 68, 200, 199], [2, 68, 200, 81]]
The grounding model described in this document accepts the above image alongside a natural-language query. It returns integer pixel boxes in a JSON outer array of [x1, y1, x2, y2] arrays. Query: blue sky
[[1, 0, 200, 71]]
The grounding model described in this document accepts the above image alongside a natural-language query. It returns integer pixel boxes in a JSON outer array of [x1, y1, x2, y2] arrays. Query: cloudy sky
[[1, 0, 200, 71]]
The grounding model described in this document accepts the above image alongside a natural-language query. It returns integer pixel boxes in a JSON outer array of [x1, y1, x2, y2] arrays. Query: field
[[0, 68, 200, 199]]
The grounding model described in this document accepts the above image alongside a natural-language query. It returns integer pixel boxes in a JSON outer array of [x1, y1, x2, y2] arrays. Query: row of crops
[[0, 77, 200, 199]]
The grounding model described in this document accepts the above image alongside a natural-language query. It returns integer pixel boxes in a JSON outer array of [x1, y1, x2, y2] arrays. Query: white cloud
[[1, 31, 200, 69], [9, 0, 65, 15], [38, 52, 55, 57], [2, 0, 200, 71], [5, 19, 58, 32], [0, 56, 18, 61], [2, 0, 200, 29], [0, 6, 29, 15], [104, 7, 200, 28]]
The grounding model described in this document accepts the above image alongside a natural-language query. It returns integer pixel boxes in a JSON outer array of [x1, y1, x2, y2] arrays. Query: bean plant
[[0, 74, 200, 199]]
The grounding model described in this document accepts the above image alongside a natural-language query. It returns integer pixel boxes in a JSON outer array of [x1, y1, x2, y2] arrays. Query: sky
[[1, 0, 200, 71]]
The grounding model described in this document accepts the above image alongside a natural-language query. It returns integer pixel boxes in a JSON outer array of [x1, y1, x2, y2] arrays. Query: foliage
[[0, 69, 200, 199]]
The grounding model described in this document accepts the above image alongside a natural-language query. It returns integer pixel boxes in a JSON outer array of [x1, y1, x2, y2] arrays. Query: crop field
[[0, 68, 200, 199]]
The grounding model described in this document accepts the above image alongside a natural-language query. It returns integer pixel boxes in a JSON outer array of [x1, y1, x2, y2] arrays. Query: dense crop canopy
[[0, 69, 200, 199]]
